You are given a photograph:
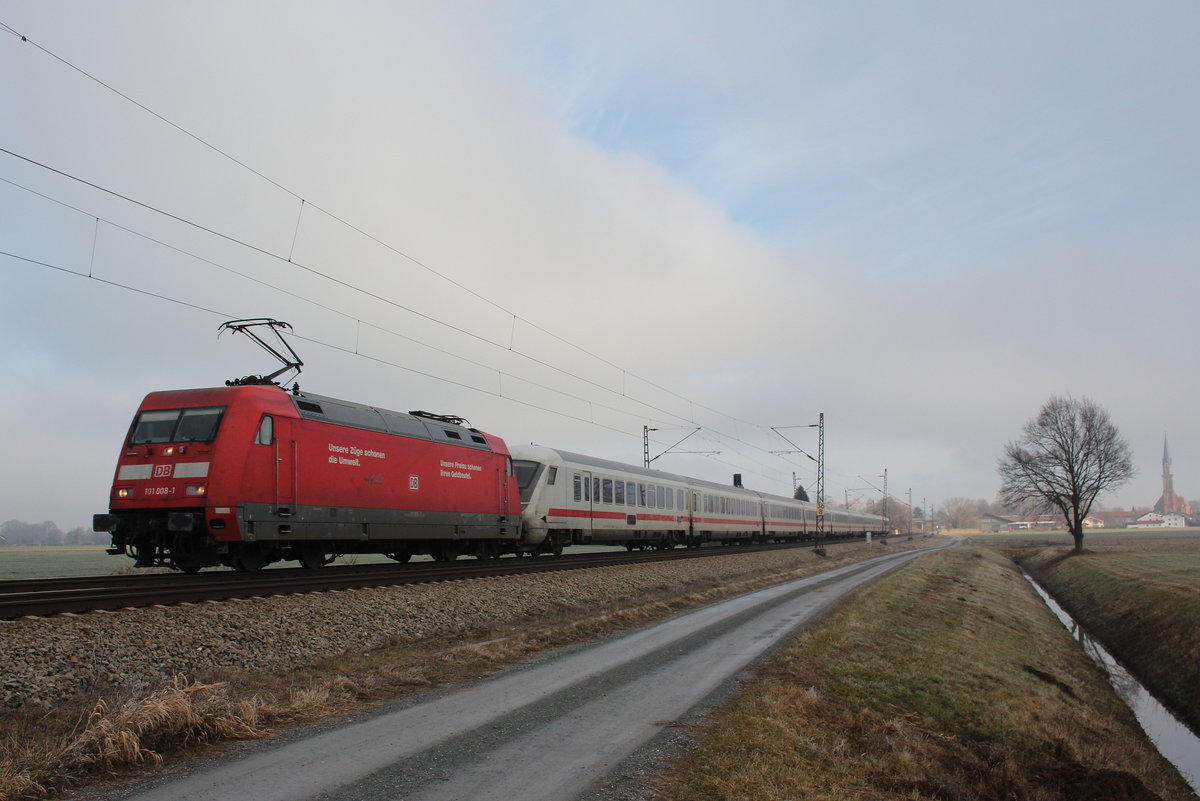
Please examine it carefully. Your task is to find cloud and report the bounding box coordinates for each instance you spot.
[1,1,1197,530]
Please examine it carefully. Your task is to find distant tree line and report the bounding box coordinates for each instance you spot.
[0,520,107,546]
[936,497,1006,530]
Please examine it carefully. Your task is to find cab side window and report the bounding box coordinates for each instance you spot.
[255,415,274,445]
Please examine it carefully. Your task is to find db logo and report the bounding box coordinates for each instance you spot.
[409,475,420,491]
[154,464,174,478]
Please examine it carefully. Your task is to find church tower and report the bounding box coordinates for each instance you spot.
[1154,435,1192,515]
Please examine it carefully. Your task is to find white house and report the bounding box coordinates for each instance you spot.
[1129,512,1187,529]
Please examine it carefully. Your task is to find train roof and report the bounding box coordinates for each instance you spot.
[508,444,883,519]
[289,390,499,451]
[144,385,499,452]
[510,445,694,484]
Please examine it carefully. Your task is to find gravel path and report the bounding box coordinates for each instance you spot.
[1,547,872,709]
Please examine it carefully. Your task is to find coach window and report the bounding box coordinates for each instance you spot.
[547,467,557,485]
[677,489,685,510]
[665,489,673,510]
[573,473,582,502]
[592,477,600,503]
[584,477,591,502]
[638,484,647,507]
[255,415,274,445]
[602,478,613,504]
[627,482,637,506]
[614,480,625,505]
[657,486,666,508]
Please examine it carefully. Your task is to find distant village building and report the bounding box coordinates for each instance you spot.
[1154,435,1192,516]
[979,513,1011,533]
[1090,510,1144,529]
[1130,512,1188,529]
[978,513,1102,532]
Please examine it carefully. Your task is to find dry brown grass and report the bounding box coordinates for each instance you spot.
[0,540,931,800]
[1,677,265,800]
[655,547,1195,801]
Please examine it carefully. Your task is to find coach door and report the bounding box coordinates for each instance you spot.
[273,417,297,513]
[689,491,700,540]
[574,470,594,537]
[499,457,512,518]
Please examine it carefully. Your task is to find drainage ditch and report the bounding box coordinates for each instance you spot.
[1021,569,1199,794]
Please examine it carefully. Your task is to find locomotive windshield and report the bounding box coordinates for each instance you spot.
[130,407,225,445]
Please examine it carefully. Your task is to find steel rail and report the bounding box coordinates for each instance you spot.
[0,540,874,620]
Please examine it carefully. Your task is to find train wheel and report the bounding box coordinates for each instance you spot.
[475,541,499,560]
[386,551,412,563]
[231,544,268,573]
[296,543,329,570]
[433,543,463,562]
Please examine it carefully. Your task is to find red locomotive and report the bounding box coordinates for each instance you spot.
[93,320,526,571]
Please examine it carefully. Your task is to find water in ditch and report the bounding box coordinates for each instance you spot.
[1022,570,1199,794]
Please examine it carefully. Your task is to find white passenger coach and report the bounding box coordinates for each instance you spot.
[509,445,885,552]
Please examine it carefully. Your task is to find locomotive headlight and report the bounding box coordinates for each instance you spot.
[162,446,176,456]
[186,485,207,496]
[116,487,134,499]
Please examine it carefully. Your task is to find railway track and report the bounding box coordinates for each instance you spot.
[0,541,855,620]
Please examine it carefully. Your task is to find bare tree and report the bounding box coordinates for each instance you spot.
[998,395,1134,553]
[938,497,981,530]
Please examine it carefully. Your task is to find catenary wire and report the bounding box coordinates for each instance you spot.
[0,24,859,493]
[0,244,804,489]
[0,247,649,445]
[0,172,695,434]
[0,151,805,477]
[0,21,774,433]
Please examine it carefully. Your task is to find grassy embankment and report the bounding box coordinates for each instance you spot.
[656,545,1195,801]
[0,539,927,801]
[1017,534,1200,736]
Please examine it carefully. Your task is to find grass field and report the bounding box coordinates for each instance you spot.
[968,527,1200,550]
[1015,532,1200,737]
[0,547,117,580]
[655,544,1196,801]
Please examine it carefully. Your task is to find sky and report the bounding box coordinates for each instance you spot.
[1,1,1197,530]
